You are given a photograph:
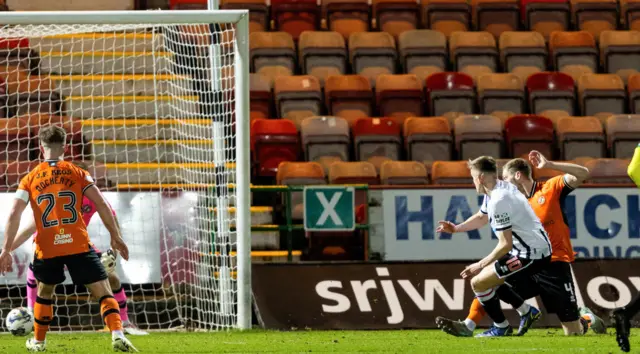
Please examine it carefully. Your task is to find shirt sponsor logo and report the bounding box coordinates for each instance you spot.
[53,229,73,245]
[538,196,546,205]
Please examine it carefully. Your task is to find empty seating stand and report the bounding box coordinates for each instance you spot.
[380,160,429,184]
[249,32,296,84]
[274,75,322,124]
[373,0,421,39]
[549,31,598,81]
[323,0,371,40]
[349,32,398,86]
[220,0,270,33]
[628,73,640,113]
[522,0,571,39]
[404,117,453,161]
[298,31,347,85]
[526,72,576,115]
[375,74,424,117]
[449,31,498,81]
[584,158,632,183]
[352,118,402,170]
[606,115,640,158]
[276,161,326,219]
[325,75,373,119]
[250,118,301,177]
[556,116,605,159]
[301,116,351,165]
[477,73,525,115]
[499,31,547,81]
[454,114,503,159]
[571,0,618,40]
[271,0,321,41]
[422,0,472,37]
[599,30,640,82]
[505,114,555,158]
[250,74,272,119]
[398,30,447,82]
[425,72,476,116]
[473,0,521,38]
[431,160,474,184]
[577,73,626,116]
[623,0,640,31]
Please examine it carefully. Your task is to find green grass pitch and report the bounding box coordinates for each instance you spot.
[0,329,634,353]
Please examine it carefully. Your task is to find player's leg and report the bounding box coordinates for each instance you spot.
[470,264,513,337]
[26,265,38,313]
[436,299,485,337]
[27,256,65,352]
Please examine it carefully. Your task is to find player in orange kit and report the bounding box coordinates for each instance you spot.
[0,125,137,352]
[437,151,605,337]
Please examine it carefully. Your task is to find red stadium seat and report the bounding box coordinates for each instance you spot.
[250,119,300,177]
[425,72,475,116]
[352,118,402,162]
[271,0,321,41]
[504,114,555,158]
[526,72,576,115]
[521,0,570,39]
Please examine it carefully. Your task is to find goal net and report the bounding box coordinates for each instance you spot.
[0,10,252,332]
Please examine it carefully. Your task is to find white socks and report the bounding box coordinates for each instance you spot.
[112,330,125,340]
[494,320,509,328]
[464,318,476,331]
[516,303,531,316]
[122,320,131,327]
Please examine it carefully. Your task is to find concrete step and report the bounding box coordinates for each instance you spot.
[104,162,235,184]
[92,140,219,163]
[40,51,171,75]
[50,74,190,96]
[81,119,213,140]
[66,95,200,119]
[30,32,164,53]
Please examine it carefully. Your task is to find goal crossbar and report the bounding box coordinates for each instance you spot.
[0,10,248,25]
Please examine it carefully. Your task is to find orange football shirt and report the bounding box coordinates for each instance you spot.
[16,160,95,259]
[527,175,574,263]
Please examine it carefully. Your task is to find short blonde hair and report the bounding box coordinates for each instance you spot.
[503,158,533,179]
[467,156,497,175]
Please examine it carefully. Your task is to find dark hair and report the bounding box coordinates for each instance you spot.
[39,125,67,146]
[467,156,497,174]
[503,158,533,179]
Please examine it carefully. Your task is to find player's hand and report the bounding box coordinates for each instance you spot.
[110,236,129,261]
[436,221,458,234]
[529,150,549,169]
[0,249,13,275]
[460,262,482,279]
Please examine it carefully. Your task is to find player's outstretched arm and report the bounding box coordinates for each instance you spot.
[0,198,28,274]
[84,185,129,261]
[628,144,640,188]
[529,150,589,188]
[10,217,37,252]
[438,210,489,234]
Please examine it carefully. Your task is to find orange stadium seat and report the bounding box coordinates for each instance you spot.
[298,31,347,85]
[422,0,472,37]
[599,30,640,82]
[425,72,475,116]
[571,0,618,40]
[606,115,640,158]
[499,31,547,81]
[584,158,632,183]
[0,117,32,161]
[449,31,498,81]
[622,0,640,31]
[431,160,473,184]
[220,0,270,32]
[540,109,571,127]
[249,32,296,84]
[271,0,321,41]
[521,0,571,39]
[454,114,503,159]
[526,72,576,115]
[324,75,373,119]
[352,118,402,163]
[373,0,420,39]
[250,74,273,119]
[322,0,371,40]
[375,74,424,117]
[276,161,326,219]
[274,75,322,122]
[301,116,351,162]
[380,160,429,184]
[250,119,300,177]
[504,114,555,158]
[628,73,640,113]
[577,73,626,116]
[477,73,525,115]
[473,0,521,39]
[329,161,379,184]
[549,31,598,81]
[398,30,447,83]
[556,116,605,160]
[349,32,398,86]
[404,117,453,161]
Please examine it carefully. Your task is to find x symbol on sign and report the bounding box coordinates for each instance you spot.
[316,192,343,226]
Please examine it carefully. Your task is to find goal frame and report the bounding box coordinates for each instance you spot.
[0,10,252,330]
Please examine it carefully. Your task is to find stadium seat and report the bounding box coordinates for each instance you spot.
[521,0,571,39]
[0,68,60,117]
[298,31,347,85]
[477,73,525,115]
[622,0,640,31]
[0,38,38,71]
[375,74,424,117]
[274,75,322,122]
[170,0,206,8]
[322,0,371,40]
[499,31,547,81]
[425,72,475,116]
[599,30,640,82]
[526,72,576,115]
[398,30,447,83]
[373,0,420,39]
[301,116,350,162]
[249,32,296,83]
[404,116,453,161]
[324,75,373,119]
[606,115,640,158]
[549,31,598,81]
[250,74,273,119]
[0,117,31,162]
[329,161,379,184]
[422,0,472,37]
[220,0,270,32]
[454,114,503,159]
[577,73,626,116]
[533,161,566,180]
[473,0,521,38]
[271,0,321,41]
[349,32,398,86]
[449,31,498,81]
[628,73,640,113]
[556,116,605,160]
[504,114,555,158]
[380,160,429,184]
[431,160,473,184]
[2,160,40,191]
[539,109,571,127]
[571,0,618,40]
[583,158,632,183]
[352,118,402,162]
[251,119,300,177]
[276,161,326,219]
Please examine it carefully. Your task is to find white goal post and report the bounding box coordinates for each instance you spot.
[0,10,252,331]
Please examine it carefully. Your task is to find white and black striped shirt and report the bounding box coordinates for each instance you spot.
[480,180,552,260]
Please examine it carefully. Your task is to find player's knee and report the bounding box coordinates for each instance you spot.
[108,272,121,290]
[36,282,55,298]
[470,276,483,292]
[86,279,112,299]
